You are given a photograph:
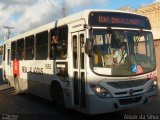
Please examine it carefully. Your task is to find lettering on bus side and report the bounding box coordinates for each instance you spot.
[22,66,43,74]
[45,64,51,69]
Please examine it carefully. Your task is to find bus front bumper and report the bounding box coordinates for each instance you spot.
[87,89,158,115]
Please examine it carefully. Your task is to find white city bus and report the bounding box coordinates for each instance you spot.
[2,9,158,114]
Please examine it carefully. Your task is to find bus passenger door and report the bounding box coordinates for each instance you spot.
[72,31,86,110]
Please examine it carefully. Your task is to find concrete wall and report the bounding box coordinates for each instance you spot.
[154,40,160,80]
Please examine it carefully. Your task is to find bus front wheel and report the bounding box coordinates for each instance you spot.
[51,82,65,107]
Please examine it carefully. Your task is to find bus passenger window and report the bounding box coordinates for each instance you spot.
[11,41,16,60]
[50,34,59,60]
[17,38,24,60]
[50,25,68,60]
[3,44,6,61]
[36,31,48,60]
[25,35,34,60]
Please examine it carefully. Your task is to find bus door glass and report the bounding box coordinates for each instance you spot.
[72,31,86,109]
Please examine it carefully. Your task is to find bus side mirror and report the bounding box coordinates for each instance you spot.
[85,38,92,57]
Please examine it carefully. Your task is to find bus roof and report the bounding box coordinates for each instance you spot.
[4,9,148,43]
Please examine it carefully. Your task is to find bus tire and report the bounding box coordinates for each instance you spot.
[51,82,65,107]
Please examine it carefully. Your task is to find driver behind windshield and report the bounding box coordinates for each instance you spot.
[113,42,127,64]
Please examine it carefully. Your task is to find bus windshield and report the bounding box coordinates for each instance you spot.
[90,29,156,76]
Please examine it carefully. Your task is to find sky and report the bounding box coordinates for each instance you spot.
[0,0,160,45]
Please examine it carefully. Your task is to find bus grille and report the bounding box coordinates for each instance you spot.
[115,89,143,95]
[118,96,142,105]
[107,79,147,89]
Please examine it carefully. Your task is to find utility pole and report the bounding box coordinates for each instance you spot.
[62,7,66,17]
[3,25,14,39]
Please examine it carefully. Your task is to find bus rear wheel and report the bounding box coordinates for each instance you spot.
[14,75,20,93]
[51,82,65,107]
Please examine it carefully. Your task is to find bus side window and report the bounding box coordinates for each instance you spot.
[11,41,16,61]
[36,31,48,60]
[3,44,6,61]
[17,38,24,60]
[50,25,68,60]
[25,35,34,60]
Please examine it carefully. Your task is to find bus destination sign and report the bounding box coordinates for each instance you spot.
[89,12,151,29]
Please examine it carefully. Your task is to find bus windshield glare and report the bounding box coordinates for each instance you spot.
[90,29,156,76]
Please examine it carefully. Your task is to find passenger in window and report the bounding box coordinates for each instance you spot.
[60,42,67,59]
[51,35,59,60]
[52,35,59,44]
[113,42,127,64]
[51,34,67,59]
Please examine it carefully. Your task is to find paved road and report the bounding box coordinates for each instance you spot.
[0,69,159,120]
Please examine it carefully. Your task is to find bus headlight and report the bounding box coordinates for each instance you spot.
[147,80,158,92]
[89,83,113,98]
